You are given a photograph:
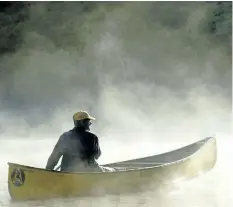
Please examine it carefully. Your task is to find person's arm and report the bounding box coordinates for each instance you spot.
[93,135,101,160]
[45,134,66,170]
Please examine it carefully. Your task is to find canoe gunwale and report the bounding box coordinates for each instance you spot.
[7,137,216,175]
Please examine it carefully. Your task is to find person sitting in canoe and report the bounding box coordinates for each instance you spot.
[45,111,114,172]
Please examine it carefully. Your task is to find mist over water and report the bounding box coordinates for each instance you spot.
[0,2,232,206]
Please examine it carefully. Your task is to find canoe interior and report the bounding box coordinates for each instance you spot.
[104,137,213,170]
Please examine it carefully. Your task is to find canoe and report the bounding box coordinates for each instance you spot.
[8,137,217,201]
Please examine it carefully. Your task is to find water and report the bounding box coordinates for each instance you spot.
[0,136,232,207]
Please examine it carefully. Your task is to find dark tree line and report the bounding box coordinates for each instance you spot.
[0,1,231,56]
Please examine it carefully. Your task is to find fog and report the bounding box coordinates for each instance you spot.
[0,2,232,206]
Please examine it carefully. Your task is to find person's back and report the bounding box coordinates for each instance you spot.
[45,111,102,172]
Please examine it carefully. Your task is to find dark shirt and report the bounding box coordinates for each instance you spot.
[45,127,101,171]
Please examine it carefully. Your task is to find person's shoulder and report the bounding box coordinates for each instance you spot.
[59,130,73,140]
[85,130,98,139]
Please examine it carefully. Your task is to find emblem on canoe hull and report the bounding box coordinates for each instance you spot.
[11,168,25,187]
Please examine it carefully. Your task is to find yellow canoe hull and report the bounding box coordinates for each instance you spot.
[8,137,217,201]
